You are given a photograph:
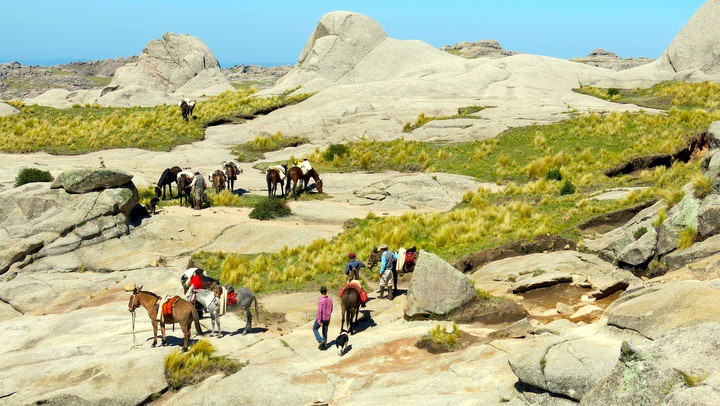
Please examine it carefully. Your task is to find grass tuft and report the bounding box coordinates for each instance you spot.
[15,167,53,187]
[249,198,292,220]
[164,340,244,390]
[678,226,698,250]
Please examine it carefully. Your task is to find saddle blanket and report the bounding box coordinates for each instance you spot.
[340,283,369,304]
[158,296,178,321]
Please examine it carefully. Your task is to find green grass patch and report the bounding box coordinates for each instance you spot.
[0,89,312,154]
[402,106,492,132]
[232,131,309,162]
[575,81,720,110]
[417,323,462,352]
[249,197,292,220]
[164,340,245,390]
[15,167,53,187]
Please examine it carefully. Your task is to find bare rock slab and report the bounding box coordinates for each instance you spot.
[405,250,476,318]
[50,168,133,193]
[510,272,573,293]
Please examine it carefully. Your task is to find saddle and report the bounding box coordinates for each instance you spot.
[340,283,369,305]
[162,296,178,317]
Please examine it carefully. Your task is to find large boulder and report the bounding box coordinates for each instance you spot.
[617,226,657,266]
[605,279,720,339]
[50,168,133,194]
[660,0,720,75]
[583,323,720,405]
[698,193,720,238]
[656,193,700,255]
[664,234,720,271]
[405,250,476,318]
[0,102,20,117]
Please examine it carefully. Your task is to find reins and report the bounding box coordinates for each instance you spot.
[129,293,140,349]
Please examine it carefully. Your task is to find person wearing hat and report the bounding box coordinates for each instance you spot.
[378,244,398,299]
[344,252,366,284]
[190,170,206,210]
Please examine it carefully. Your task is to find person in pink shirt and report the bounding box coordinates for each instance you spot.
[313,286,333,350]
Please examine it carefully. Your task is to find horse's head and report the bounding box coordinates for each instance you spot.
[154,185,161,198]
[316,179,323,194]
[128,285,143,313]
[368,247,380,269]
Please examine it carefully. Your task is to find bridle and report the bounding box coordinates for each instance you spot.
[128,292,141,313]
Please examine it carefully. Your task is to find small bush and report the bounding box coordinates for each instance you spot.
[607,88,620,97]
[164,340,244,390]
[323,144,349,161]
[678,226,698,250]
[559,180,576,195]
[691,174,712,199]
[15,167,53,187]
[475,288,492,301]
[417,323,461,352]
[545,168,562,181]
[633,227,648,240]
[249,197,292,220]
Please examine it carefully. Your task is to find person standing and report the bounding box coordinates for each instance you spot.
[190,171,206,210]
[378,244,397,299]
[345,252,366,283]
[313,286,333,350]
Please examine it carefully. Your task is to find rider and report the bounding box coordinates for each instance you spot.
[345,252,366,284]
[190,171,206,210]
[185,268,205,302]
[378,244,397,300]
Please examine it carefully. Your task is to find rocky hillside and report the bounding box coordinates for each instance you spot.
[222,64,291,88]
[440,40,519,58]
[571,48,654,71]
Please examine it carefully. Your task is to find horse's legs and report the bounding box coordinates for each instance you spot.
[181,323,190,351]
[243,306,251,335]
[152,319,159,347]
[216,311,222,338]
[161,322,167,346]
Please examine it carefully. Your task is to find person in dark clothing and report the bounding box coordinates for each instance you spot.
[344,252,366,283]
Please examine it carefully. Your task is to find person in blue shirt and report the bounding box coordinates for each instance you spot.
[378,244,398,299]
[345,252,366,283]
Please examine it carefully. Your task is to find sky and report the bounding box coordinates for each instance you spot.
[0,0,707,67]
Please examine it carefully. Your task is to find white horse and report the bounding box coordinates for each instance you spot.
[188,286,224,338]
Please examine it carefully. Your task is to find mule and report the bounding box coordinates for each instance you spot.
[127,286,202,351]
[177,174,192,207]
[156,166,182,199]
[340,287,361,335]
[210,170,226,193]
[224,162,241,193]
[231,286,260,335]
[190,285,224,337]
[179,99,195,121]
[266,167,286,197]
[287,166,323,200]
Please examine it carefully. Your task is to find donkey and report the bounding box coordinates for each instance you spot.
[230,286,260,335]
[209,169,226,193]
[224,162,242,193]
[190,285,224,338]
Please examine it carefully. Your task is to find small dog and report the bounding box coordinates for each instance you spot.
[146,197,159,215]
[335,329,349,356]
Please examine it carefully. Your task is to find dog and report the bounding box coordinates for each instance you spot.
[335,329,349,356]
[146,197,160,215]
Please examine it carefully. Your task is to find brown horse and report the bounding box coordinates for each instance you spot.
[286,166,324,200]
[209,170,226,193]
[341,287,361,335]
[177,174,192,207]
[224,162,241,192]
[266,167,286,197]
[127,286,202,351]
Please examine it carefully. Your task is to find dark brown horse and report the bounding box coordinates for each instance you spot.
[286,166,324,200]
[127,286,202,351]
[266,167,286,197]
[224,162,241,192]
[155,166,182,199]
[209,170,226,193]
[341,287,361,335]
[177,174,192,207]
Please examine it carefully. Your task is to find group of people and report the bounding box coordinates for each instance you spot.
[177,170,207,210]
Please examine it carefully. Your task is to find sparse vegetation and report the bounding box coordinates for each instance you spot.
[164,340,244,390]
[232,131,309,162]
[633,227,648,240]
[417,323,461,352]
[249,197,292,220]
[691,173,712,199]
[402,106,491,132]
[15,167,53,187]
[678,226,698,250]
[576,81,720,110]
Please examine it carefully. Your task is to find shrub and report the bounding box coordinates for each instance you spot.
[418,323,461,351]
[475,288,492,301]
[607,88,620,97]
[545,167,562,181]
[678,226,698,250]
[322,144,349,161]
[164,340,244,389]
[15,167,53,187]
[249,197,292,220]
[633,227,648,240]
[559,180,576,195]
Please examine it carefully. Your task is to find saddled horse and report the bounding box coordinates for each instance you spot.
[224,162,242,192]
[287,166,323,200]
[229,285,260,335]
[209,170,226,193]
[266,167,286,198]
[190,285,224,338]
[128,286,202,351]
[155,166,182,199]
[340,287,361,335]
[177,174,192,207]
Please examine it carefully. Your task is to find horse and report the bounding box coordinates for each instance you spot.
[209,170,226,193]
[230,286,260,335]
[287,166,323,200]
[177,174,192,207]
[156,166,182,199]
[190,285,224,337]
[224,162,242,192]
[340,287,361,335]
[266,167,286,198]
[179,99,196,121]
[127,286,202,351]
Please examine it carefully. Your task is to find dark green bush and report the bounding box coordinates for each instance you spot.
[545,168,562,181]
[559,180,576,195]
[323,144,349,161]
[607,88,620,97]
[249,197,292,220]
[633,227,648,240]
[15,168,53,187]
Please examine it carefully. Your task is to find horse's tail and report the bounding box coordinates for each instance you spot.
[191,305,203,335]
[254,295,260,321]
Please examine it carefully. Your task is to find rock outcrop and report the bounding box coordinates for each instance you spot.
[660,0,720,75]
[50,168,134,194]
[440,40,518,59]
[0,169,138,275]
[405,250,476,318]
[570,49,653,71]
[0,102,19,117]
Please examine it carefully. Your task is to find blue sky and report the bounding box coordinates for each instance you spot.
[0,0,706,67]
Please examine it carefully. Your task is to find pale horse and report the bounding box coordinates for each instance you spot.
[188,285,224,338]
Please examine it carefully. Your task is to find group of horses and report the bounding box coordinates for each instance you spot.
[128,274,259,351]
[266,165,323,199]
[155,163,242,207]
